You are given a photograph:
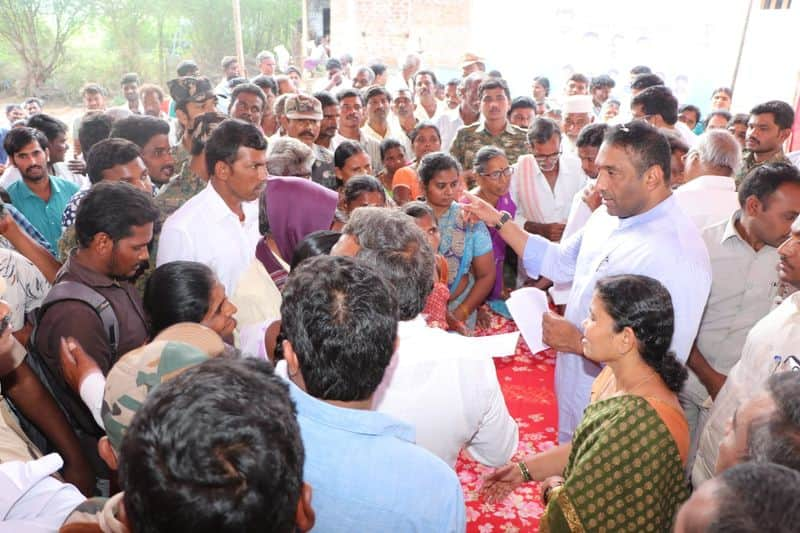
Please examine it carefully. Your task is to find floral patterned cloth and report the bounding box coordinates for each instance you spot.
[456,311,558,532]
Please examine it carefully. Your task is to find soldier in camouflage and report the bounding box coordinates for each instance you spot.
[284,93,337,190]
[167,76,218,172]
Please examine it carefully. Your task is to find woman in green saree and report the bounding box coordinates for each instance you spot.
[482,274,690,532]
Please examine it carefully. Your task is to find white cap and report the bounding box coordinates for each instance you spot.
[563,94,594,115]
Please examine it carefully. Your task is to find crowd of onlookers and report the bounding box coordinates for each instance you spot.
[0,46,799,532]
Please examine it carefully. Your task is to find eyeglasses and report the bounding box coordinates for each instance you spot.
[534,152,561,165]
[0,314,11,332]
[479,166,513,180]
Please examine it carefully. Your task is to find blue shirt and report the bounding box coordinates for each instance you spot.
[523,194,711,442]
[288,381,466,532]
[0,128,8,164]
[7,176,79,252]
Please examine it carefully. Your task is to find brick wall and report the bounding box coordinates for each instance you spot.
[329,0,472,70]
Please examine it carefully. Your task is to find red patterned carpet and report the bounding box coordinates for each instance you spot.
[456,314,558,533]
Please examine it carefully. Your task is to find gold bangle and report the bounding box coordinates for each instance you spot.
[518,461,533,483]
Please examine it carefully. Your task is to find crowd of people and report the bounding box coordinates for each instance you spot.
[0,45,799,532]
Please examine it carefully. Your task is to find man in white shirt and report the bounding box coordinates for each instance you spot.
[361,85,412,159]
[331,207,518,468]
[560,95,594,154]
[436,72,485,152]
[412,70,446,123]
[157,119,266,294]
[631,85,697,147]
[464,120,711,442]
[683,162,800,456]
[693,214,800,485]
[674,129,742,230]
[214,56,241,114]
[330,88,382,172]
[511,117,587,244]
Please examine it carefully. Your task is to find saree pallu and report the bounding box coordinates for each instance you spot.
[540,395,688,533]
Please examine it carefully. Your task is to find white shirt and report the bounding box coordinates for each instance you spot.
[682,212,781,409]
[549,180,595,305]
[436,109,470,153]
[0,249,50,332]
[413,99,446,123]
[157,184,260,294]
[522,194,712,442]
[361,122,413,161]
[675,121,698,147]
[0,454,85,533]
[331,131,383,173]
[674,175,739,230]
[693,291,800,486]
[373,315,519,468]
[510,153,587,225]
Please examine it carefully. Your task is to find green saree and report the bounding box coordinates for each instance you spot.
[540,395,688,532]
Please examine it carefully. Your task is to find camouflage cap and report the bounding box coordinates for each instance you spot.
[167,76,216,107]
[284,94,323,120]
[101,323,225,451]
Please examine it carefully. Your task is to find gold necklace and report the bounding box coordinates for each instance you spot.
[621,370,658,395]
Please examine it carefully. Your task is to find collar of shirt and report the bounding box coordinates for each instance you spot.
[288,379,415,442]
[62,252,120,289]
[680,175,736,192]
[14,176,62,202]
[720,209,748,245]
[476,120,518,136]
[617,193,678,230]
[202,183,256,224]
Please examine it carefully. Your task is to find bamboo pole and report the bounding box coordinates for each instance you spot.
[233,0,247,78]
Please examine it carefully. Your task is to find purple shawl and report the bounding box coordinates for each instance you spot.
[488,192,517,299]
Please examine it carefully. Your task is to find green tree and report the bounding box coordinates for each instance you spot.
[0,0,96,93]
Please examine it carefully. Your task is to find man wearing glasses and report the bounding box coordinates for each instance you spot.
[510,117,587,244]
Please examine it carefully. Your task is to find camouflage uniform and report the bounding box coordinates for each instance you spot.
[449,120,530,171]
[166,76,216,172]
[735,149,790,186]
[155,161,207,225]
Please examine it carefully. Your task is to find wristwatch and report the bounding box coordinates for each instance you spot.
[494,211,511,230]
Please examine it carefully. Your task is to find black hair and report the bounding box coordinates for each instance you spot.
[81,83,105,96]
[325,58,342,71]
[379,138,403,160]
[343,175,385,207]
[369,63,387,77]
[205,119,267,177]
[631,85,678,125]
[738,162,800,209]
[120,357,303,533]
[312,91,337,109]
[630,73,664,91]
[333,140,365,169]
[446,77,460,87]
[630,65,652,76]
[705,110,732,128]
[730,113,749,127]
[679,104,701,126]
[228,83,267,112]
[78,112,114,156]
[418,151,461,187]
[414,69,439,87]
[401,200,434,220]
[604,121,672,183]
[5,103,22,115]
[144,261,217,335]
[568,73,589,85]
[25,113,67,142]
[139,84,164,101]
[335,87,364,105]
[533,76,550,96]
[251,75,278,96]
[3,127,48,158]
[595,274,686,392]
[478,78,511,100]
[487,70,503,79]
[750,100,795,130]
[75,181,159,247]
[575,122,609,149]
[590,75,616,90]
[344,207,434,320]
[0,187,10,204]
[85,138,141,185]
[176,60,198,77]
[747,372,800,472]
[290,230,341,270]
[23,96,44,108]
[528,117,561,145]
[110,115,171,149]
[508,96,536,118]
[363,85,392,105]
[220,55,238,69]
[711,86,733,99]
[120,72,139,86]
[409,121,441,145]
[281,255,398,401]
[708,462,800,533]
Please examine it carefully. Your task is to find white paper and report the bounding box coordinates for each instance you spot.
[470,331,520,358]
[506,287,550,354]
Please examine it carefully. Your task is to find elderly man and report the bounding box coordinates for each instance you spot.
[436,72,485,152]
[267,137,314,178]
[461,52,486,77]
[674,129,742,229]
[351,66,375,90]
[255,50,276,76]
[464,121,711,443]
[283,94,336,190]
[214,56,241,112]
[332,208,518,468]
[561,94,594,153]
[681,163,800,462]
[227,83,267,129]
